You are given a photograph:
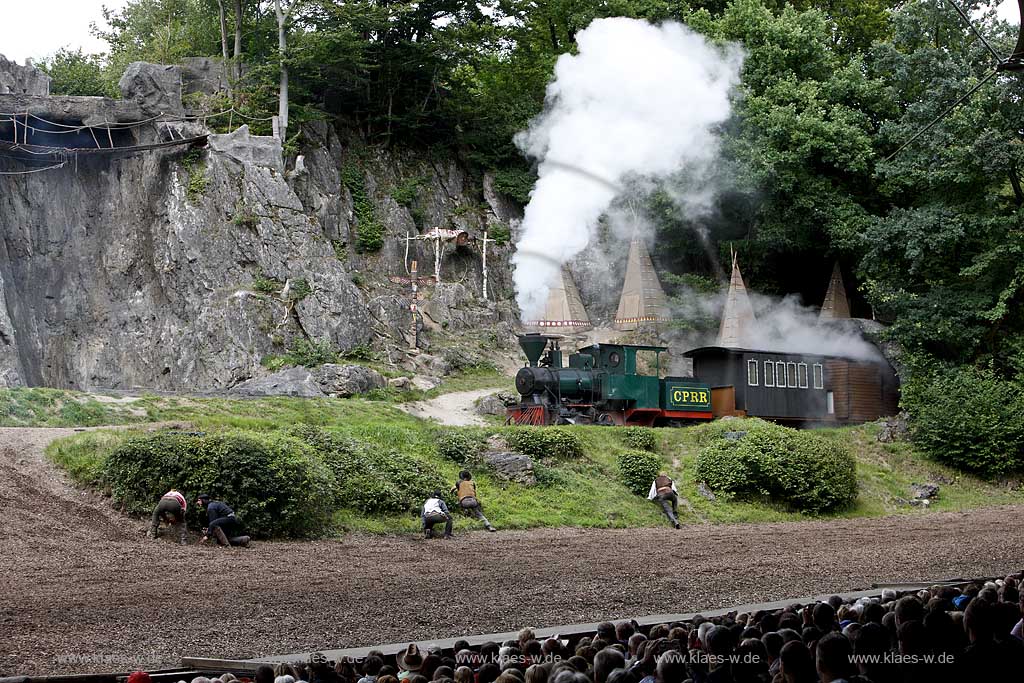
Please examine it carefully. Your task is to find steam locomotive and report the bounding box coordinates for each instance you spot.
[508,333,714,426]
[508,333,900,427]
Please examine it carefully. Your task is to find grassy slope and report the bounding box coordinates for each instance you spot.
[24,386,1024,535]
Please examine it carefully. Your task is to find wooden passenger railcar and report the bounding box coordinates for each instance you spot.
[684,346,899,424]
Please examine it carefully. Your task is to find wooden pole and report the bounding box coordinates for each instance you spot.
[481,230,491,301]
[410,259,419,351]
[404,232,411,274]
[434,234,442,284]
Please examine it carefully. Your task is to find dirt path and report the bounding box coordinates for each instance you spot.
[2,427,1024,676]
[398,388,498,426]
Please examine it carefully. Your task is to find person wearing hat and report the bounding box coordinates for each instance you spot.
[396,644,424,680]
[148,489,189,544]
[450,470,496,532]
[196,494,250,547]
[421,491,453,539]
[646,473,680,529]
[127,672,152,683]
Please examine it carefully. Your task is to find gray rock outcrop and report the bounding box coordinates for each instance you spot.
[475,391,516,416]
[0,55,50,96]
[482,450,536,486]
[230,367,325,398]
[314,364,386,397]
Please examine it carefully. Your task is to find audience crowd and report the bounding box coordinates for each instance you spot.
[137,575,1024,683]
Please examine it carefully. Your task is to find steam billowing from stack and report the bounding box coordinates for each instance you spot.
[512,18,743,322]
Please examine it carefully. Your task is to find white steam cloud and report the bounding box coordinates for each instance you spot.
[512,18,743,320]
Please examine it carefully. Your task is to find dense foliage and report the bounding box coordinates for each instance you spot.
[503,427,584,459]
[616,450,664,495]
[104,430,336,537]
[621,426,658,451]
[901,366,1024,477]
[695,419,858,512]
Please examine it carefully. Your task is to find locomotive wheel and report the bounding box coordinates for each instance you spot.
[596,413,614,426]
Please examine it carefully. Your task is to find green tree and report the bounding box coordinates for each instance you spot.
[37,48,115,97]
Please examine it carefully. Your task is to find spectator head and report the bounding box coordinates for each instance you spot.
[1000,583,1020,604]
[897,620,927,656]
[455,651,478,668]
[706,626,735,659]
[378,667,396,679]
[593,648,625,683]
[979,587,999,604]
[894,596,924,627]
[256,667,276,683]
[880,589,897,603]
[524,640,542,658]
[777,629,802,645]
[778,613,802,632]
[523,665,547,683]
[827,595,844,611]
[605,669,634,683]
[454,669,473,683]
[596,622,616,643]
[993,601,1021,641]
[478,664,500,683]
[420,655,442,680]
[779,640,816,683]
[433,667,454,682]
[860,601,884,625]
[648,624,669,640]
[518,628,535,648]
[812,602,837,633]
[762,632,784,662]
[881,611,898,643]
[128,674,152,683]
[363,657,384,677]
[567,656,588,673]
[626,633,646,657]
[377,677,399,683]
[735,638,769,682]
[965,597,996,643]
[816,633,854,683]
[654,650,686,683]
[407,677,428,683]
[697,622,714,647]
[615,621,635,643]
[800,626,822,646]
[841,622,861,640]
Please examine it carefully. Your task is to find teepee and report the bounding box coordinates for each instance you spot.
[819,262,851,321]
[614,236,670,330]
[717,252,757,348]
[528,267,592,334]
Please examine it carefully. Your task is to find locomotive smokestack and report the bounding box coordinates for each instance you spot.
[518,334,548,367]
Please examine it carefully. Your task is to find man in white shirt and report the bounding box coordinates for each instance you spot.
[647,473,680,529]
[421,491,453,538]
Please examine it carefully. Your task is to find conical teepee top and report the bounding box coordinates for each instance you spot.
[717,251,757,348]
[526,267,592,333]
[819,261,851,321]
[614,235,670,330]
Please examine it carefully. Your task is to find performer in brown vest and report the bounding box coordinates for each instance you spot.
[451,470,496,532]
[647,473,680,528]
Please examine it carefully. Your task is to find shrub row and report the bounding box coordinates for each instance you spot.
[616,450,663,496]
[902,366,1024,478]
[503,427,584,459]
[694,419,857,513]
[102,426,447,538]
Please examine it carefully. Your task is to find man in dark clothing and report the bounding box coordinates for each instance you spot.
[422,491,453,539]
[148,489,188,545]
[196,494,250,547]
[451,470,496,532]
[647,473,681,528]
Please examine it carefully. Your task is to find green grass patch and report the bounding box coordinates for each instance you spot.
[0,388,146,427]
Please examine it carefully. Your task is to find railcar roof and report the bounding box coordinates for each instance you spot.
[683,345,864,361]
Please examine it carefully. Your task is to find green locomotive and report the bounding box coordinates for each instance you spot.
[509,333,713,426]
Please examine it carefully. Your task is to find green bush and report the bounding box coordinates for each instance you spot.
[617,450,663,495]
[902,366,1024,477]
[695,420,857,513]
[622,426,657,451]
[290,425,446,515]
[504,427,583,459]
[436,429,484,465]
[103,430,336,538]
[253,274,283,294]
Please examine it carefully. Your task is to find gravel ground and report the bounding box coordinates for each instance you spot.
[2,427,1023,676]
[397,388,495,426]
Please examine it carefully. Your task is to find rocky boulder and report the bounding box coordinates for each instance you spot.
[475,391,517,416]
[230,367,325,398]
[119,62,186,117]
[911,483,940,500]
[314,364,386,397]
[482,449,536,486]
[877,413,910,443]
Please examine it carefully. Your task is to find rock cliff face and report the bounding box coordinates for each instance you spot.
[0,62,523,391]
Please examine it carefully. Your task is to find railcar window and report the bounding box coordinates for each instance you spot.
[826,390,835,414]
[813,363,824,389]
[775,361,786,389]
[763,361,775,387]
[608,351,621,367]
[747,359,758,386]
[786,362,797,388]
[798,363,808,388]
